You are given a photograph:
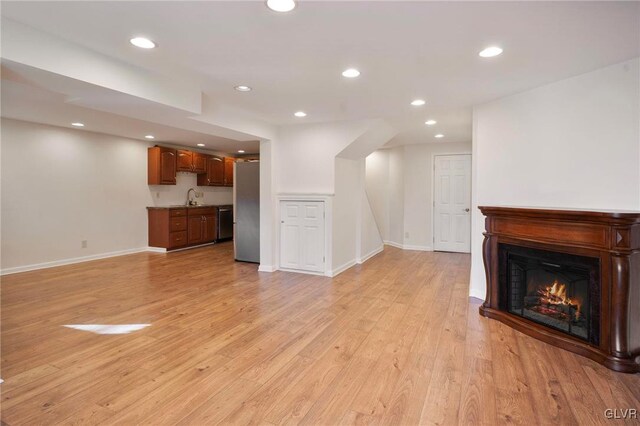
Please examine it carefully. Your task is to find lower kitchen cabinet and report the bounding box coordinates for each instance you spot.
[148,206,218,250]
[187,215,204,244]
[187,207,217,244]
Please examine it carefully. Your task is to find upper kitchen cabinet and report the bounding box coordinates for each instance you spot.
[197,155,225,186]
[148,146,177,185]
[177,150,207,173]
[192,152,207,174]
[224,157,235,187]
[176,150,193,172]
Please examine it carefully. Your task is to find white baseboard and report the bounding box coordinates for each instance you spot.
[469,287,486,301]
[258,264,277,272]
[330,259,357,277]
[383,241,433,252]
[278,267,326,276]
[356,245,384,264]
[383,240,404,249]
[146,247,167,253]
[403,244,433,251]
[166,242,214,253]
[0,247,153,276]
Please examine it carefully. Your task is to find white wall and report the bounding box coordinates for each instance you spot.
[366,142,472,250]
[259,139,276,271]
[387,147,405,246]
[364,151,389,240]
[1,118,232,272]
[358,159,384,263]
[332,158,360,273]
[332,157,384,275]
[470,58,640,299]
[274,120,371,195]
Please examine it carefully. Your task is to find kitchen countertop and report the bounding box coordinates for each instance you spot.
[146,204,232,210]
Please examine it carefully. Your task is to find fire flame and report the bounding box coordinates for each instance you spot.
[537,280,582,320]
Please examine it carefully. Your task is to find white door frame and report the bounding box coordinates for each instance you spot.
[431,153,472,253]
[276,193,333,277]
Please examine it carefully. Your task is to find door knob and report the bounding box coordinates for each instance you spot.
[465,208,470,212]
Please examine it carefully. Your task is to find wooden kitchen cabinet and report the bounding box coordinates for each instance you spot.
[187,207,218,244]
[148,208,188,248]
[197,155,224,186]
[147,206,218,250]
[224,157,235,187]
[177,150,207,173]
[187,215,204,244]
[177,150,193,172]
[192,152,207,173]
[197,156,235,187]
[148,146,177,185]
[203,214,217,242]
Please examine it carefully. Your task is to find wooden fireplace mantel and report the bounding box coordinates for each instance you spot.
[478,206,640,373]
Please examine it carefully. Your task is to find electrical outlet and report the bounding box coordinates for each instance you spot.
[81,240,88,248]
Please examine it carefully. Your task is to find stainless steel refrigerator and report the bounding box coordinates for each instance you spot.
[233,161,260,263]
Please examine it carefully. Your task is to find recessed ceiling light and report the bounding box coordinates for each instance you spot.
[411,99,426,106]
[130,37,156,49]
[294,111,307,117]
[238,150,246,153]
[435,134,445,138]
[425,120,437,126]
[145,135,155,139]
[71,122,84,127]
[197,143,205,147]
[342,68,360,78]
[266,0,296,12]
[479,46,503,58]
[235,85,252,92]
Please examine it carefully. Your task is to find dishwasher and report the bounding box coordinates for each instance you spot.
[217,205,234,241]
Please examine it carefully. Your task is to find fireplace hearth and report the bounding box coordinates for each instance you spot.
[479,206,640,373]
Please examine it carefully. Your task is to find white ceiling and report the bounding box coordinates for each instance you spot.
[2,1,639,147]
[1,62,260,153]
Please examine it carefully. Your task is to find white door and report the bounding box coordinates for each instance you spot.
[280,201,325,273]
[433,155,471,253]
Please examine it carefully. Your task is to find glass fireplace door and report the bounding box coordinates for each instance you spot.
[501,244,599,345]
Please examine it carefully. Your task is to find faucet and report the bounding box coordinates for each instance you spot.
[187,188,197,206]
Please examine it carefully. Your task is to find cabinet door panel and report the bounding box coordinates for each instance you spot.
[209,156,224,185]
[203,214,217,242]
[224,157,235,186]
[177,150,193,172]
[192,153,207,174]
[160,150,177,184]
[188,216,204,244]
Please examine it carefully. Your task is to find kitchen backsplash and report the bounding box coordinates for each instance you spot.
[149,171,233,206]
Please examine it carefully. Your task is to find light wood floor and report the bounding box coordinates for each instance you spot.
[1,244,638,425]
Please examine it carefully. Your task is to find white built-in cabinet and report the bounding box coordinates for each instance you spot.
[279,200,325,273]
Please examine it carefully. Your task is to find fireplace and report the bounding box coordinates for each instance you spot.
[479,206,640,373]
[500,244,599,344]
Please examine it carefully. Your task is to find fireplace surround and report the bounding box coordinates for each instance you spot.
[479,206,640,373]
